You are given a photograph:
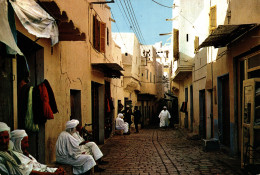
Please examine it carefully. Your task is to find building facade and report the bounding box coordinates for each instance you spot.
[171,0,260,161]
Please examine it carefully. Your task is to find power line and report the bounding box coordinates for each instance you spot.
[121,0,143,44]
[151,0,172,8]
[116,0,131,30]
[111,11,129,52]
[126,0,147,45]
[116,0,146,51]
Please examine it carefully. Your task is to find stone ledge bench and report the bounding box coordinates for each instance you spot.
[49,162,94,175]
[115,129,124,135]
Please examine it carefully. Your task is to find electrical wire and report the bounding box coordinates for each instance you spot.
[111,11,128,52]
[115,0,146,51]
[151,0,172,9]
[121,0,143,44]
[126,0,147,45]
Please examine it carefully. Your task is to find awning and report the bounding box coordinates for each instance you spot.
[10,0,59,46]
[38,1,86,41]
[92,63,124,78]
[199,24,258,49]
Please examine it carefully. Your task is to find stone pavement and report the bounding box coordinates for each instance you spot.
[97,128,244,175]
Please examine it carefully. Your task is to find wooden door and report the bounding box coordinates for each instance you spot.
[199,90,206,139]
[0,43,13,129]
[222,76,230,146]
[91,82,99,143]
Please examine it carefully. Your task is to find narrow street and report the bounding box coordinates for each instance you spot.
[98,128,243,175]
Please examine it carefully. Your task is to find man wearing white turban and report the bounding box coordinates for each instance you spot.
[116,113,129,134]
[72,120,108,172]
[11,129,65,175]
[158,106,171,128]
[55,119,96,175]
[0,122,30,175]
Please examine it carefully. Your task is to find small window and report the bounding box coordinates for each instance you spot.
[209,5,217,33]
[186,34,189,42]
[194,36,199,53]
[173,28,179,60]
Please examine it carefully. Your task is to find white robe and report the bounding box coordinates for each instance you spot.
[72,132,103,161]
[0,150,31,175]
[13,152,57,173]
[116,117,129,133]
[55,131,96,175]
[158,110,171,127]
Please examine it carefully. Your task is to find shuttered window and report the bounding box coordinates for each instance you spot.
[194,36,199,53]
[93,15,106,53]
[100,22,106,53]
[173,28,179,61]
[209,5,217,33]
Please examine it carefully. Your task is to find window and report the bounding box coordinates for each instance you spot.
[209,5,217,33]
[173,28,179,60]
[186,34,189,42]
[146,70,148,80]
[100,22,106,53]
[154,75,155,84]
[150,72,152,82]
[93,15,106,53]
[194,36,199,53]
[106,28,109,46]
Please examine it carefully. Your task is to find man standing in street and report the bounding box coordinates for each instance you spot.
[122,105,132,133]
[133,106,141,133]
[158,106,171,129]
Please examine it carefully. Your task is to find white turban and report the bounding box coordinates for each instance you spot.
[11,129,28,153]
[0,122,10,135]
[66,119,79,129]
[0,122,13,150]
[118,113,124,118]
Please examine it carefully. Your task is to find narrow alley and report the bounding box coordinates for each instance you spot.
[98,128,243,175]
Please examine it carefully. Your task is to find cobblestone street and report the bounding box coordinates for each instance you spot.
[98,128,243,175]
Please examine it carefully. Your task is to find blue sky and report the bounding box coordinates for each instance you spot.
[109,0,173,45]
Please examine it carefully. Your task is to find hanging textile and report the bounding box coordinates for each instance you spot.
[25,86,39,132]
[43,79,58,114]
[0,0,23,55]
[33,80,57,124]
[9,0,59,46]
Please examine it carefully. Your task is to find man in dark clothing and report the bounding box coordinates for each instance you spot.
[133,106,141,133]
[122,105,132,133]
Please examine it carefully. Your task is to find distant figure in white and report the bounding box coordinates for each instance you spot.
[158,106,171,128]
[116,113,129,133]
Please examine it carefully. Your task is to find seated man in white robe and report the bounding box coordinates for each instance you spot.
[0,122,31,175]
[71,120,108,171]
[116,113,129,134]
[10,129,65,175]
[55,120,96,175]
[158,106,171,128]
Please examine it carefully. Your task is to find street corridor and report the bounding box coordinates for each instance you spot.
[98,128,244,175]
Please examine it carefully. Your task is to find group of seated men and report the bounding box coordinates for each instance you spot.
[0,120,108,175]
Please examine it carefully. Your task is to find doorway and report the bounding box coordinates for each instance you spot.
[185,87,188,128]
[218,74,230,147]
[190,85,194,131]
[91,81,104,144]
[17,32,45,163]
[70,90,82,125]
[199,89,206,139]
[0,43,13,129]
